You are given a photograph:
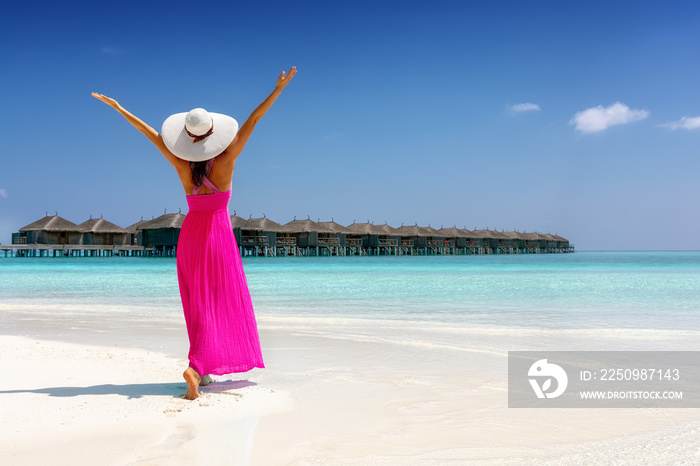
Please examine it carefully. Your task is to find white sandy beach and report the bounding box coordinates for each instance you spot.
[1,316,699,465]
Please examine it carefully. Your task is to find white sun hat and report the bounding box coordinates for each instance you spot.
[161,108,238,162]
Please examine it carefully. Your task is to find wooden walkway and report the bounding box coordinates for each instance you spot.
[1,244,150,257]
[3,243,575,258]
[239,243,575,257]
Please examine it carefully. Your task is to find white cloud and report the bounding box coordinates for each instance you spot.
[570,102,649,133]
[0,188,7,198]
[509,103,541,112]
[659,116,700,130]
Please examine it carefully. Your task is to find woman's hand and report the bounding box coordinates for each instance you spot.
[223,66,298,165]
[91,92,120,110]
[275,66,297,91]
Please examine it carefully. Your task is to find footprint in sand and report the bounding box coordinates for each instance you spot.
[163,397,188,416]
[162,382,262,415]
[206,391,243,398]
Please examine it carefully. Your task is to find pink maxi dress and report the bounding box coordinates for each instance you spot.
[177,158,265,376]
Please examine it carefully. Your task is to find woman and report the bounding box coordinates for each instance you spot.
[93,66,297,400]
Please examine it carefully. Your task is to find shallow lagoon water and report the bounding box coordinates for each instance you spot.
[1,251,699,331]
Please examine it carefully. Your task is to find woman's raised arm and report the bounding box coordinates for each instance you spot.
[91,93,185,169]
[221,66,297,164]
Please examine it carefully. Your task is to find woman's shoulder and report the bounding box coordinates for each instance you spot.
[211,152,235,176]
[213,149,236,168]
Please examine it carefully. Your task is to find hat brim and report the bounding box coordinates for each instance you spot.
[161,112,238,162]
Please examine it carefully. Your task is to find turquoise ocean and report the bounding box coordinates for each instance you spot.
[1,251,699,333]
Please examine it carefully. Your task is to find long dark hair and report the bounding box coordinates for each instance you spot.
[190,160,208,187]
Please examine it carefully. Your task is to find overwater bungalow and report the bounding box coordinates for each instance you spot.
[421,225,446,255]
[470,229,508,254]
[550,234,571,251]
[540,233,558,253]
[230,214,249,246]
[77,216,128,246]
[538,233,571,253]
[316,220,352,256]
[139,212,186,256]
[343,222,373,255]
[496,230,520,254]
[460,229,485,253]
[489,230,517,254]
[501,230,527,253]
[395,224,445,255]
[437,227,469,254]
[521,232,546,253]
[125,218,150,246]
[369,223,399,255]
[239,216,283,257]
[394,224,422,255]
[7,211,573,258]
[280,217,337,256]
[14,214,82,245]
[428,227,473,253]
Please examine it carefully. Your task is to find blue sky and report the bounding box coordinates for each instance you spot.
[1,1,699,250]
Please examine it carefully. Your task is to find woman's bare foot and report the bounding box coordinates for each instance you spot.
[183,367,201,400]
[200,374,212,386]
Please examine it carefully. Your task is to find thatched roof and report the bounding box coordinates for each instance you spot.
[371,223,399,236]
[16,209,569,246]
[125,219,150,232]
[317,220,352,234]
[539,233,568,243]
[282,218,335,233]
[500,230,527,240]
[394,224,441,237]
[437,227,467,238]
[230,214,249,229]
[396,225,438,238]
[77,217,127,234]
[139,213,186,230]
[19,215,81,232]
[344,222,374,235]
[394,225,422,237]
[521,232,546,241]
[245,217,284,232]
[342,222,398,235]
[471,229,509,239]
[421,225,441,237]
